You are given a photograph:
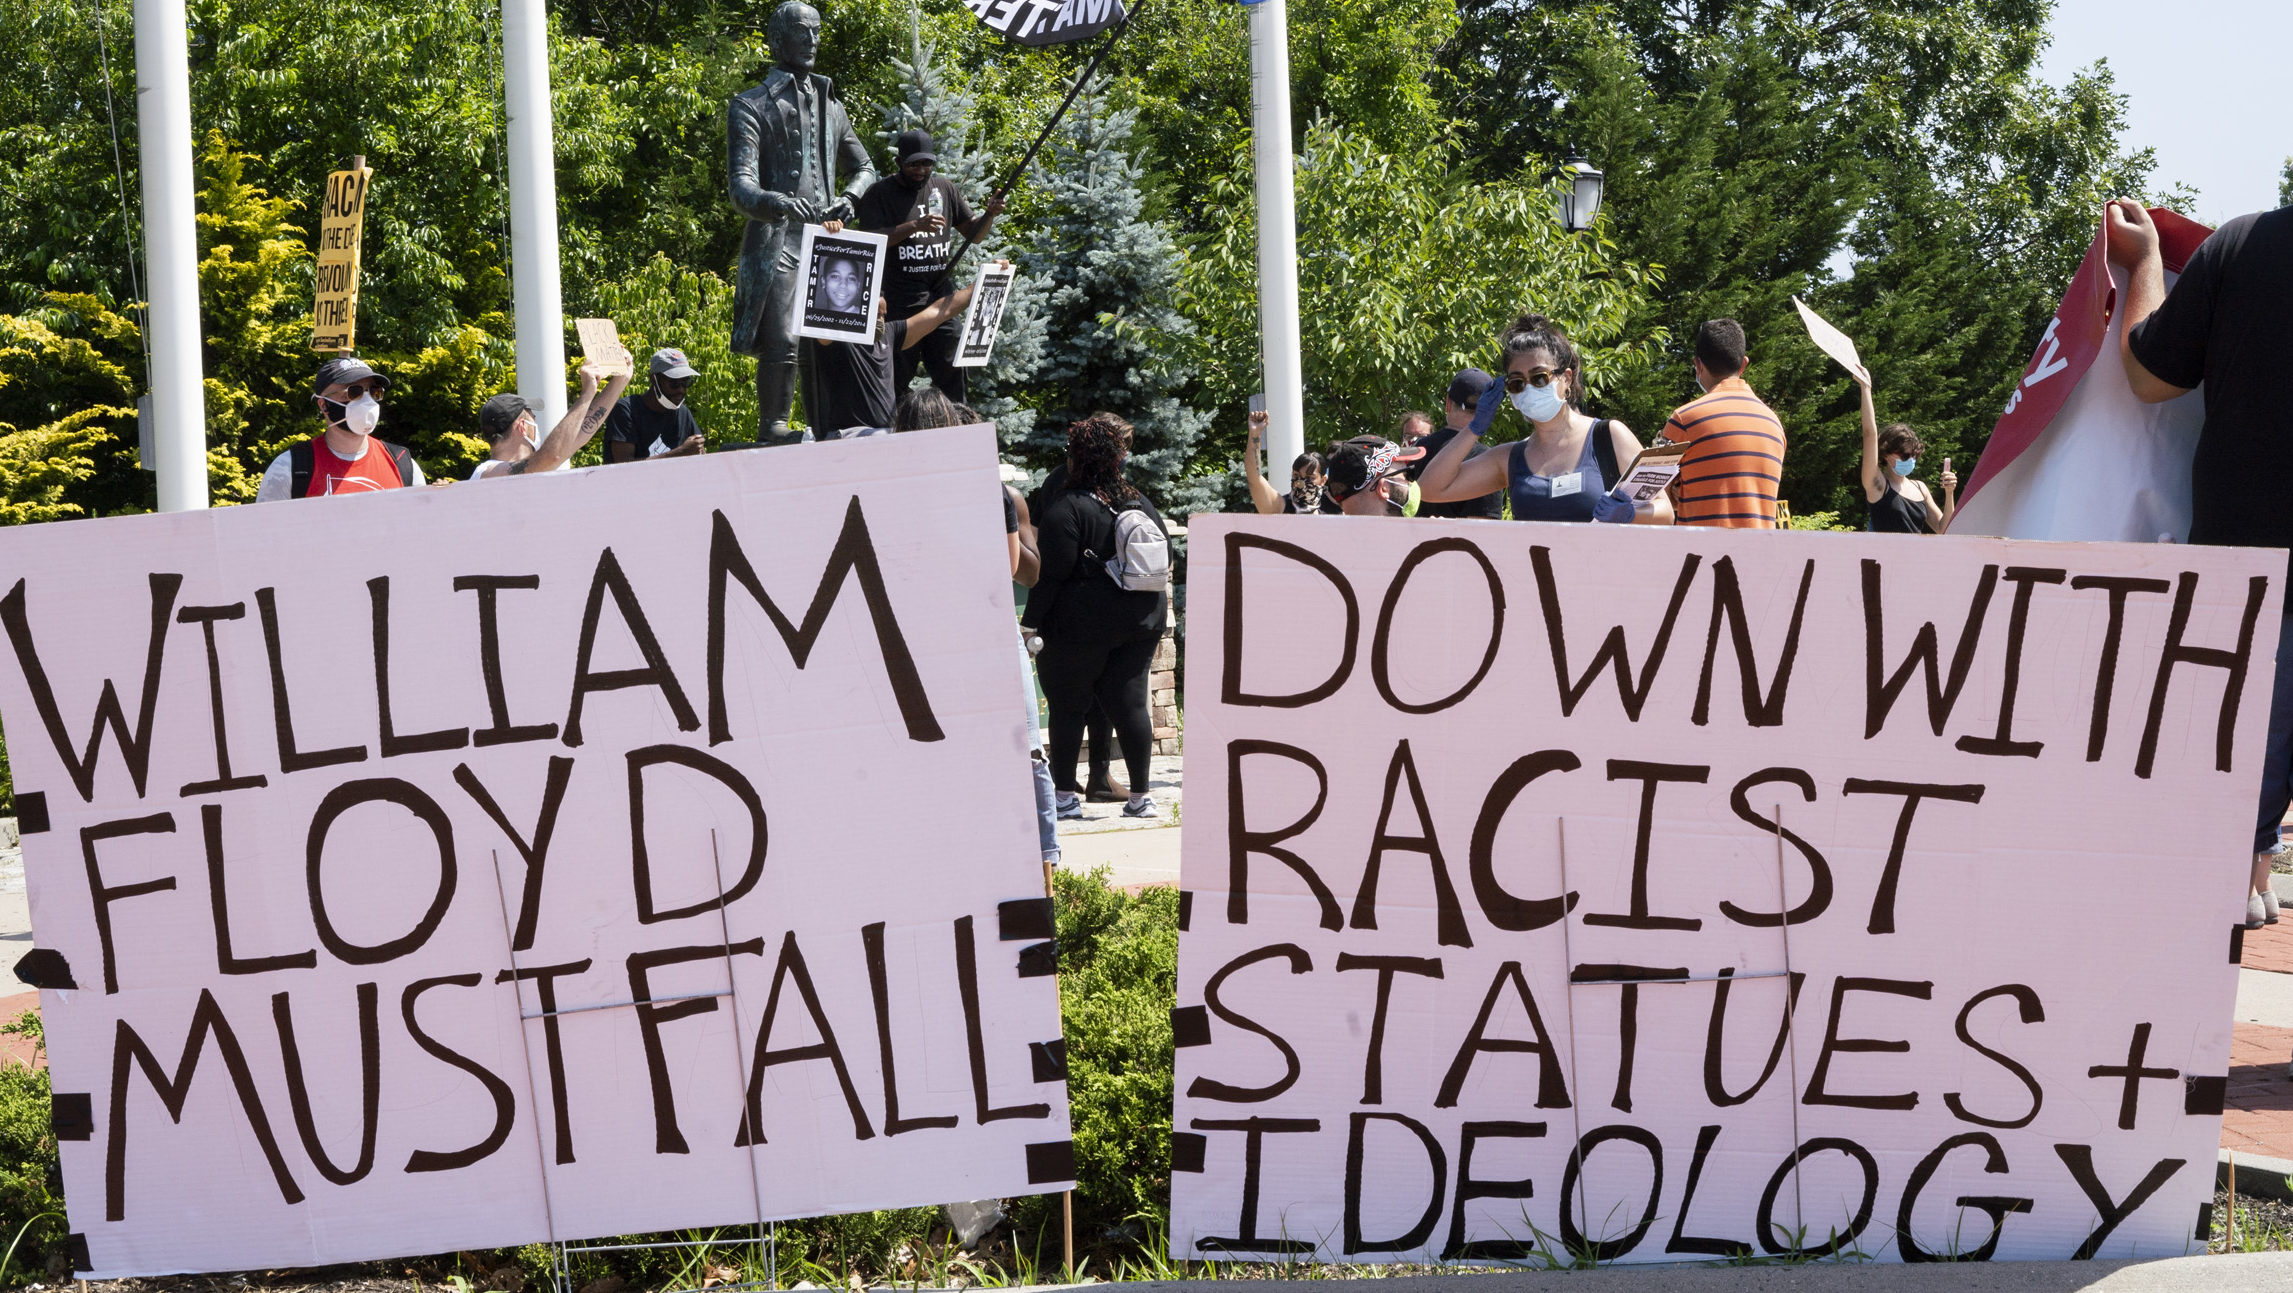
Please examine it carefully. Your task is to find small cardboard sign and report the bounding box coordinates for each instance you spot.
[792,225,888,344]
[312,165,372,353]
[953,263,1017,369]
[575,318,633,377]
[1792,295,1863,381]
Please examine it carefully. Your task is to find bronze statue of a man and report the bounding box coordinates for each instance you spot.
[728,1,876,444]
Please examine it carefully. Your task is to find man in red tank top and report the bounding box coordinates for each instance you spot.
[254,357,429,501]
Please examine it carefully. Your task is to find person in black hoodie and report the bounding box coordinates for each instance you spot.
[1024,413,1170,819]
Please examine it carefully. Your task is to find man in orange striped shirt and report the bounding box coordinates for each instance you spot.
[1660,318,1787,527]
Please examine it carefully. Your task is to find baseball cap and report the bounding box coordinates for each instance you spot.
[650,348,700,380]
[1447,368,1493,407]
[314,356,390,395]
[894,130,937,166]
[478,393,532,443]
[1326,436,1424,497]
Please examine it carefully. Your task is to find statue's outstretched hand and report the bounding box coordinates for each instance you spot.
[825,197,856,224]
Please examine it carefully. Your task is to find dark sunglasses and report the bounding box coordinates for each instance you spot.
[1503,368,1562,394]
[332,381,386,401]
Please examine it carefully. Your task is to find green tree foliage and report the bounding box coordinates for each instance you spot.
[1110,0,1459,221]
[0,295,143,519]
[1012,82,1216,512]
[1439,0,2170,516]
[0,1012,62,1285]
[1182,120,1665,458]
[2280,156,2292,209]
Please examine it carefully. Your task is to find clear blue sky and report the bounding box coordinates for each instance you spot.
[2041,0,2290,225]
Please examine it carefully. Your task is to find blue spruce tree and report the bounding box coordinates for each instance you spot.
[877,10,1045,453]
[1015,79,1218,514]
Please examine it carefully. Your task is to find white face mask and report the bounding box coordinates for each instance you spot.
[337,392,381,436]
[656,395,684,411]
[1510,380,1566,424]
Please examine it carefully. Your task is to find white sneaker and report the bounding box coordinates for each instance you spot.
[1055,793,1084,820]
[1123,794,1159,819]
[2249,892,2268,929]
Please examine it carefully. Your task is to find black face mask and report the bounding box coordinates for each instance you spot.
[319,397,349,426]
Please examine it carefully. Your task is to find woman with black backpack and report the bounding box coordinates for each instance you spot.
[1024,413,1172,821]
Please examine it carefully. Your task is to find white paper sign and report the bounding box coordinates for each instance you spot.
[793,224,888,343]
[953,263,1017,369]
[0,427,1072,1277]
[1171,515,2278,1265]
[1793,295,1864,381]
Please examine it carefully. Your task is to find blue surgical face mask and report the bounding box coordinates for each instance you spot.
[1892,457,1916,477]
[1510,381,1566,424]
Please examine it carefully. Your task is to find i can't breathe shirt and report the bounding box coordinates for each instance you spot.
[855,174,976,315]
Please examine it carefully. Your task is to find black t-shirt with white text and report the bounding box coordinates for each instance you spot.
[605,394,702,459]
[854,174,977,314]
[2129,207,2293,586]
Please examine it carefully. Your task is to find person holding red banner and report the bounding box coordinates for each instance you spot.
[2109,196,2293,928]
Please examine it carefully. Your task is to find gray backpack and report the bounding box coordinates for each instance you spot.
[1097,495,1171,592]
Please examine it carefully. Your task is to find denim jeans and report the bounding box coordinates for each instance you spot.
[2254,612,2293,854]
[1022,635,1061,865]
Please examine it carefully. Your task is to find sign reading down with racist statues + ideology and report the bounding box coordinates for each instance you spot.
[1170,515,2278,1265]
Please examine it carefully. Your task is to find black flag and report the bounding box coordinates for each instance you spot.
[966,0,1127,46]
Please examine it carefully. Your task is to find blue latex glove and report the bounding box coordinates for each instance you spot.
[1469,378,1505,436]
[1591,489,1636,524]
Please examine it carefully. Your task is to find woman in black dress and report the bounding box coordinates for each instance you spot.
[1856,365,1957,532]
[1024,414,1171,819]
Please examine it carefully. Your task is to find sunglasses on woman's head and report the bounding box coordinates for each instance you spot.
[1503,369,1561,393]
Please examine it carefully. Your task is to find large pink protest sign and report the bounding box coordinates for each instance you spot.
[0,428,1073,1277]
[1172,515,2275,1264]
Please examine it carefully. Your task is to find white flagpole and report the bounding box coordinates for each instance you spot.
[135,0,209,511]
[502,0,568,434]
[1246,0,1305,490]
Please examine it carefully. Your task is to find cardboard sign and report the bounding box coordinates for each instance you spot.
[1791,296,1864,382]
[575,318,634,378]
[1170,515,2277,1265]
[0,427,1073,1276]
[793,225,888,344]
[311,165,372,353]
[953,263,1017,369]
[1952,209,2213,543]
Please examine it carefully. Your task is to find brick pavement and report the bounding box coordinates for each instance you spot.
[2230,915,2293,1160]
[0,989,38,1069]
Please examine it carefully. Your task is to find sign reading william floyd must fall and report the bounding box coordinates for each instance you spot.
[1171,516,2279,1265]
[0,427,1073,1277]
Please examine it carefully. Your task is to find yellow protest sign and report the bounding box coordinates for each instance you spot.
[312,160,373,352]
